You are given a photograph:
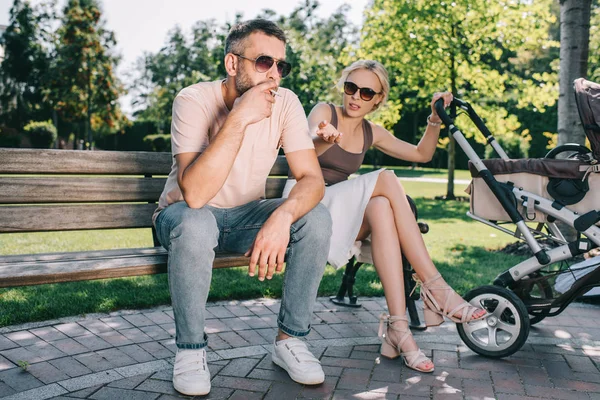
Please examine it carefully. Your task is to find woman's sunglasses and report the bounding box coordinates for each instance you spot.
[234,54,292,78]
[343,81,381,102]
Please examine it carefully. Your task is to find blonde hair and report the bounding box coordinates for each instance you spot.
[336,60,390,110]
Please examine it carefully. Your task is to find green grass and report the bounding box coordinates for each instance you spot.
[358,165,473,181]
[0,179,522,327]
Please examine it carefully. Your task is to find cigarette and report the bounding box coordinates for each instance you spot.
[270,89,281,97]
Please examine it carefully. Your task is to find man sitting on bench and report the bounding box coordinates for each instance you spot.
[153,19,332,396]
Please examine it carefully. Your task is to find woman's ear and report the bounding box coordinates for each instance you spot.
[224,53,238,76]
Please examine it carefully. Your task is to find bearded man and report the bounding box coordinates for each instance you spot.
[152,19,331,396]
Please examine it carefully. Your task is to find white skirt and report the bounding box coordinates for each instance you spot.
[283,169,385,269]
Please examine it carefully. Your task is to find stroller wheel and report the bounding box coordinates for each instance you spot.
[457,285,530,358]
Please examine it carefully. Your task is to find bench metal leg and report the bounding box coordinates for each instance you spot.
[330,257,363,308]
[403,256,426,331]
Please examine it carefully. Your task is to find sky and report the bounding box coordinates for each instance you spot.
[0,0,370,114]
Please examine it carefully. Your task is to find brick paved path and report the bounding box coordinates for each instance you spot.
[0,297,598,400]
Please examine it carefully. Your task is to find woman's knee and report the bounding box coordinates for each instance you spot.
[378,170,406,196]
[366,196,393,219]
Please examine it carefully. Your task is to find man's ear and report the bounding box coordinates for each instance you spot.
[224,53,238,76]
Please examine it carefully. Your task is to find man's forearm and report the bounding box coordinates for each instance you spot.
[180,116,246,208]
[274,173,325,223]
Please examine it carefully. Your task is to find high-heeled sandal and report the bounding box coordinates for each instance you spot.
[412,273,487,326]
[378,313,434,373]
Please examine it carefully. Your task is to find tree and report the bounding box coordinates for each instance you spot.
[557,0,592,146]
[359,0,557,198]
[0,0,52,130]
[47,0,127,147]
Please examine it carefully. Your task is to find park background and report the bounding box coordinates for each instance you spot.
[0,0,596,326]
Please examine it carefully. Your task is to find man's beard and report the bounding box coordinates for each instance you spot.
[234,64,254,95]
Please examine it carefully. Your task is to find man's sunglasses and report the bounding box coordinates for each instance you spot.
[343,81,381,102]
[233,54,292,78]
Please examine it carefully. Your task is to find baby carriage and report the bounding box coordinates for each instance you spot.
[433,78,600,358]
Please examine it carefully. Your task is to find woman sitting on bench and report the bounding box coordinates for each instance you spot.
[283,60,486,373]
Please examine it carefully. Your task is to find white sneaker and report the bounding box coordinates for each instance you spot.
[172,348,211,396]
[272,338,325,385]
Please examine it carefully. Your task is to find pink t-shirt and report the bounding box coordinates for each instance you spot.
[154,80,313,221]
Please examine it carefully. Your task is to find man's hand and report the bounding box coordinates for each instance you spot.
[244,211,293,281]
[316,120,343,144]
[231,80,278,127]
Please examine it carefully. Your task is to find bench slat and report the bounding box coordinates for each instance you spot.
[0,249,251,288]
[0,204,157,233]
[0,149,173,175]
[0,148,290,176]
[0,177,287,205]
[0,177,166,203]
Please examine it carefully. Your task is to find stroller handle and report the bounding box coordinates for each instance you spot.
[434,98,510,160]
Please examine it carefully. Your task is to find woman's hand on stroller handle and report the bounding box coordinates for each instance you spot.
[431,92,453,124]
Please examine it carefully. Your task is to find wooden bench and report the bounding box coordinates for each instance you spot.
[0,147,427,328]
[0,148,289,288]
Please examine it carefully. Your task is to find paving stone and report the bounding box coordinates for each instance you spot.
[117,328,153,344]
[337,367,371,390]
[29,327,68,343]
[217,358,260,377]
[0,381,17,397]
[0,346,44,365]
[52,323,89,338]
[208,334,231,351]
[247,366,292,383]
[525,384,590,400]
[0,382,66,400]
[142,312,173,325]
[312,325,342,339]
[122,314,156,328]
[139,325,171,341]
[206,306,236,319]
[135,378,180,395]
[220,318,252,332]
[59,370,122,392]
[332,389,399,399]
[73,334,112,352]
[3,332,39,348]
[117,344,156,363]
[0,355,15,372]
[0,367,44,392]
[225,305,254,317]
[48,357,92,378]
[137,342,173,359]
[320,356,375,370]
[298,375,338,399]
[158,323,176,337]
[211,375,271,392]
[73,353,114,372]
[518,365,553,387]
[89,386,160,400]
[228,389,264,400]
[263,381,303,400]
[95,348,137,368]
[96,331,134,347]
[113,360,171,378]
[77,320,114,335]
[324,346,352,358]
[48,338,88,356]
[0,336,18,352]
[25,361,69,384]
[218,331,250,348]
[99,316,134,330]
[564,354,599,373]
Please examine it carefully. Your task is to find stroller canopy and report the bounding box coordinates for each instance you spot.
[574,78,600,161]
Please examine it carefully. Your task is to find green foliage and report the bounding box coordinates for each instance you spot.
[0,0,53,130]
[23,120,57,148]
[46,0,127,134]
[484,130,531,159]
[0,126,22,148]
[143,133,172,152]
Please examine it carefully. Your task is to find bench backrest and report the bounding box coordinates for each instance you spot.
[0,148,289,234]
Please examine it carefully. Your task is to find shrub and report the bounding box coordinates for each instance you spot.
[143,134,171,152]
[24,120,58,149]
[0,126,22,148]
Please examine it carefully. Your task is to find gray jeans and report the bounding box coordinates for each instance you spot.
[154,199,332,349]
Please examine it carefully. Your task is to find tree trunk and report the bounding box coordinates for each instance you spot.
[557,0,591,146]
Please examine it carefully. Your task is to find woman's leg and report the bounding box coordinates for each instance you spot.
[370,170,485,319]
[358,196,433,371]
